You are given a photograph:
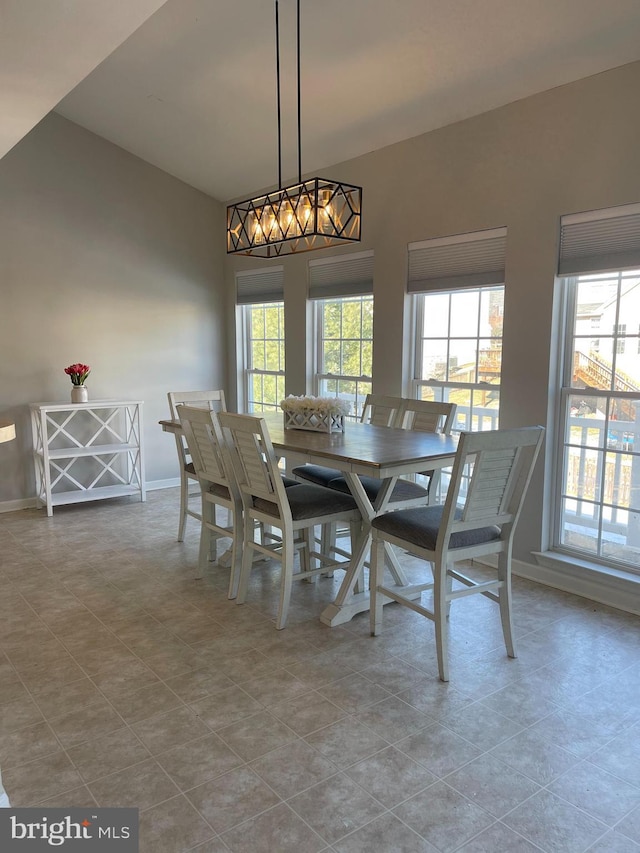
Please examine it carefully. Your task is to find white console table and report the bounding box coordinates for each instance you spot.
[30,400,146,516]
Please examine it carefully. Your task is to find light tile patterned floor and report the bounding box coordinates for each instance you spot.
[1,489,640,853]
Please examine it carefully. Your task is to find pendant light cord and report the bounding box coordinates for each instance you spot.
[275,0,303,189]
[275,0,282,190]
[297,0,301,184]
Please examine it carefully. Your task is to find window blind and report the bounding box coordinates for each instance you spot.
[308,250,374,300]
[407,227,507,293]
[558,203,640,276]
[236,266,284,304]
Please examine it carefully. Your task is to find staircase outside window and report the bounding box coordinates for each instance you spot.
[556,270,640,572]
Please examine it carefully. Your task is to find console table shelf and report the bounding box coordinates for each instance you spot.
[43,443,140,460]
[30,400,146,516]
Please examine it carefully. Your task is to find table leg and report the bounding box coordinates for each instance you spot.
[320,524,372,626]
[319,472,418,627]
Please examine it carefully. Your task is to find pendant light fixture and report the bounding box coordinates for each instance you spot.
[227,0,362,257]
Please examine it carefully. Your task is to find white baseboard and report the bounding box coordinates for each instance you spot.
[0,497,37,514]
[0,479,181,515]
[146,478,181,491]
[477,553,640,616]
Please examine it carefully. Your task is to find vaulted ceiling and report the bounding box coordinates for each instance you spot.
[5,1,640,202]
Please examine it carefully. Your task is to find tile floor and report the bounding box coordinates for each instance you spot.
[1,489,640,852]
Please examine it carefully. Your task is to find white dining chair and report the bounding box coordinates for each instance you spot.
[399,399,457,503]
[219,412,362,629]
[370,426,544,681]
[293,397,455,508]
[177,405,243,594]
[167,390,226,541]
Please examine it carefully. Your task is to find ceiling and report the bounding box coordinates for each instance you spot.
[49,0,640,202]
[0,0,168,160]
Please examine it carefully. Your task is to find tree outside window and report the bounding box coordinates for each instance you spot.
[316,295,373,420]
[244,302,285,412]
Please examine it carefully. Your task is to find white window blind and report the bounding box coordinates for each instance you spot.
[558,203,640,276]
[308,250,374,300]
[236,266,284,304]
[408,227,507,293]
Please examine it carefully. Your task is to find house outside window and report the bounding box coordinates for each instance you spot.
[408,228,506,433]
[615,323,627,354]
[310,251,374,421]
[555,203,640,573]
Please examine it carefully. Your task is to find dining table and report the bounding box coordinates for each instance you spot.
[160,411,458,627]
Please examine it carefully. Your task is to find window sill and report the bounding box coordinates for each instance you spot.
[527,550,640,616]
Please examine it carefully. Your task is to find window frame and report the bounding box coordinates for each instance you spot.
[553,271,640,573]
[241,300,286,414]
[313,293,374,421]
[411,284,504,433]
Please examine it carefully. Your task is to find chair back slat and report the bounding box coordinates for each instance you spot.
[218,413,286,511]
[441,427,544,547]
[168,390,227,466]
[361,394,405,427]
[176,405,232,492]
[189,420,226,481]
[400,400,457,435]
[234,432,275,498]
[168,390,226,418]
[464,448,518,521]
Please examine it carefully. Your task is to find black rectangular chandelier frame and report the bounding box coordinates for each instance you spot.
[226,0,362,257]
[227,177,362,258]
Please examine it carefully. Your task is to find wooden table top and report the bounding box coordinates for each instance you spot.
[260,411,457,470]
[160,411,458,474]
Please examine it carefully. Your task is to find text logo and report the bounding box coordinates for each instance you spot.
[0,809,138,851]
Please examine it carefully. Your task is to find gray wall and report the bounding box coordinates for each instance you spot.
[225,61,640,564]
[0,112,226,504]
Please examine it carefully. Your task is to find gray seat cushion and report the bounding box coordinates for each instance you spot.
[281,475,301,488]
[253,484,357,521]
[328,475,429,503]
[292,464,342,486]
[372,505,501,551]
[185,461,197,476]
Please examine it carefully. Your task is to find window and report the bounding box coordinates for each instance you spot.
[555,203,640,572]
[315,295,373,419]
[244,301,285,412]
[413,288,503,431]
[408,228,506,433]
[236,267,285,413]
[310,251,374,420]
